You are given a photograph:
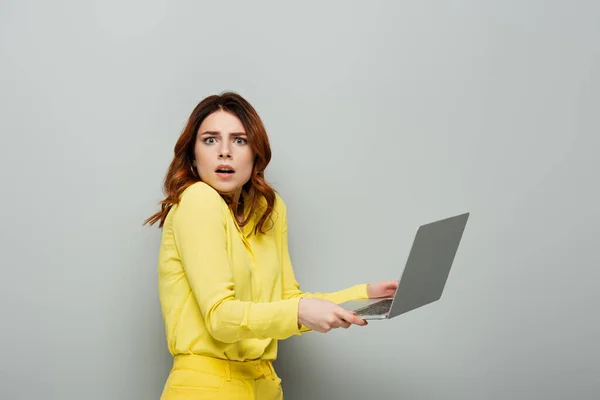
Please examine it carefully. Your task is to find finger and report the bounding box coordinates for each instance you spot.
[352,313,368,326]
[339,310,367,326]
[332,316,351,329]
[319,325,330,333]
[385,280,399,289]
[340,319,351,329]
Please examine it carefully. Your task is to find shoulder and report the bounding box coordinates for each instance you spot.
[181,181,222,201]
[251,190,287,216]
[177,181,227,213]
[273,191,288,215]
[272,192,289,228]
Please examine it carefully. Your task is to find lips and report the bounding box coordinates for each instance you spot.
[215,164,235,179]
[215,164,235,174]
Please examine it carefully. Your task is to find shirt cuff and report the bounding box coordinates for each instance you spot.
[355,283,369,299]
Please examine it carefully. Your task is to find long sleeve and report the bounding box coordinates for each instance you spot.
[172,184,302,343]
[279,200,369,305]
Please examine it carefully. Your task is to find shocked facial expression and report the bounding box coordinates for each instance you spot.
[192,110,254,196]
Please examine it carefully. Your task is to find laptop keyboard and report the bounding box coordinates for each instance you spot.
[355,299,393,316]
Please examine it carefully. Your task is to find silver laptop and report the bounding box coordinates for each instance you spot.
[340,212,469,320]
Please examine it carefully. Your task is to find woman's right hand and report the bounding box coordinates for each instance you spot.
[297,298,368,333]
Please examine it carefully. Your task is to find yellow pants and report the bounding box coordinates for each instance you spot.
[160,354,284,400]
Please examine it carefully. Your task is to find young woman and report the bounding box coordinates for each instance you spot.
[145,92,398,399]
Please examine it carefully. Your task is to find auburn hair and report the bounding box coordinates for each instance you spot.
[144,92,276,234]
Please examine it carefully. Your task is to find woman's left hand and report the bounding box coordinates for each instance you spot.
[366,280,399,299]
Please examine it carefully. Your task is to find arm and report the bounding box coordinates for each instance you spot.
[173,184,302,343]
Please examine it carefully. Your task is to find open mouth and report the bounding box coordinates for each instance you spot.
[215,165,235,174]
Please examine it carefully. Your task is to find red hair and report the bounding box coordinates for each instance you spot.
[144,92,276,234]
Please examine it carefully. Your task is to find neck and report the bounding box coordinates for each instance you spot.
[230,188,245,224]
[232,188,242,206]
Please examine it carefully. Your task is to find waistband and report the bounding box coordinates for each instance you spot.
[172,354,277,382]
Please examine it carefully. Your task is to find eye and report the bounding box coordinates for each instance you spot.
[235,137,248,145]
[203,137,216,144]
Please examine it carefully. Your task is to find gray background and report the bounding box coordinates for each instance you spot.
[1,1,598,399]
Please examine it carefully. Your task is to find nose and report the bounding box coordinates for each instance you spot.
[218,142,232,159]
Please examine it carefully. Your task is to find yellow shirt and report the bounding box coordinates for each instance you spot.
[157,182,368,361]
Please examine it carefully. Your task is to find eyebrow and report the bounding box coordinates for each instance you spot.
[199,131,247,136]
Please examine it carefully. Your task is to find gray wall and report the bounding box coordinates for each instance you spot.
[1,1,598,399]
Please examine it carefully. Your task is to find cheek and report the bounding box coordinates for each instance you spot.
[193,143,204,162]
[194,146,211,167]
[241,152,255,176]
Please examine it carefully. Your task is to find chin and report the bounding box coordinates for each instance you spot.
[206,181,241,195]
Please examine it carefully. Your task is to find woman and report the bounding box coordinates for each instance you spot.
[145,92,398,399]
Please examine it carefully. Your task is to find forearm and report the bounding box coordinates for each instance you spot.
[284,283,369,304]
[204,297,302,343]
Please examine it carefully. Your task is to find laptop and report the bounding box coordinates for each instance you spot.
[339,212,469,320]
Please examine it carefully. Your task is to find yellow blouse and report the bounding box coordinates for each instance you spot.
[157,182,368,361]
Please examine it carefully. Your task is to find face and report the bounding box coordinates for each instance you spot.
[193,110,254,197]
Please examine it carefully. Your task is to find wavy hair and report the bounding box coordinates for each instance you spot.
[144,92,276,234]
